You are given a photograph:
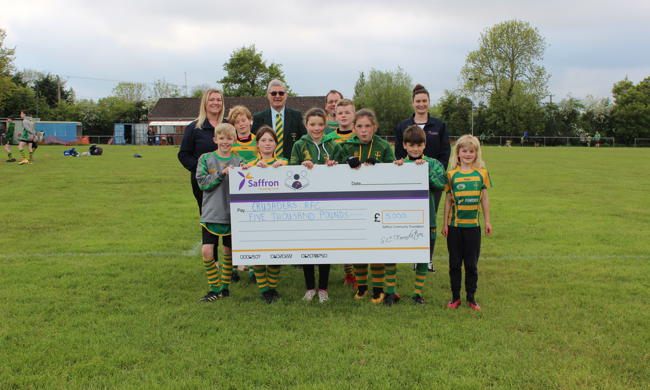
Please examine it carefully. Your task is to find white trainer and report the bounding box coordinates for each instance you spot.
[302,289,316,301]
[318,290,329,303]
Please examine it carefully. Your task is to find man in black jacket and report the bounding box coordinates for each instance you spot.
[251,80,306,160]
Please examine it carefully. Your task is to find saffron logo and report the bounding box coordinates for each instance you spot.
[237,171,280,190]
[237,171,253,190]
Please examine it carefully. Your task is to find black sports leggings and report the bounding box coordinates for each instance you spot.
[303,264,331,290]
[447,226,481,300]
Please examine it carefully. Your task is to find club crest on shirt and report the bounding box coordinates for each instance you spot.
[457,183,466,190]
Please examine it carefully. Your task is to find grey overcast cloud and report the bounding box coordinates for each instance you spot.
[2,0,649,102]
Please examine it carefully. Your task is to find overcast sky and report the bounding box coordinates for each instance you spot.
[2,0,649,103]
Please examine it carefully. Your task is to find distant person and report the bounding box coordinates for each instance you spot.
[251,79,306,160]
[442,135,492,311]
[521,131,529,146]
[147,128,154,145]
[594,131,601,147]
[324,89,343,134]
[17,111,36,165]
[3,117,16,162]
[394,84,450,272]
[178,89,223,214]
[586,133,592,147]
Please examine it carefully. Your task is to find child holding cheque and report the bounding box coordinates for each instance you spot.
[247,125,288,167]
[340,109,395,304]
[442,134,492,311]
[242,126,286,303]
[195,123,243,301]
[394,125,447,305]
[289,108,343,303]
[323,98,357,287]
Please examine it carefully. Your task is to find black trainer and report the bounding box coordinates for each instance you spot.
[261,290,273,304]
[6,158,16,162]
[412,295,425,305]
[198,291,219,302]
[269,289,280,301]
[383,293,398,306]
[219,289,230,298]
[231,271,240,282]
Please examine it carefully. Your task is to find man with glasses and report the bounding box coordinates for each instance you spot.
[252,79,306,159]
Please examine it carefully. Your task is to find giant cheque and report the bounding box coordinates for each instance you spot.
[229,163,430,265]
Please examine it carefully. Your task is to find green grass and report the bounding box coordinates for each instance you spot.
[1,145,649,389]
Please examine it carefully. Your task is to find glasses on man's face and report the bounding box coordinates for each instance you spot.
[270,91,286,96]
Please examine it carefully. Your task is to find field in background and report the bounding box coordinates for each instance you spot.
[1,145,649,389]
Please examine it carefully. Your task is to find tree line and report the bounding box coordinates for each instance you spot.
[1,21,649,143]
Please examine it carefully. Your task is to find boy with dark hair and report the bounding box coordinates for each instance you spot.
[390,125,447,305]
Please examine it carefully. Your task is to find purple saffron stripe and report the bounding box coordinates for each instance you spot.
[230,190,429,203]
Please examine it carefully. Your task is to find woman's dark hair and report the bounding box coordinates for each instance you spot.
[412,84,429,100]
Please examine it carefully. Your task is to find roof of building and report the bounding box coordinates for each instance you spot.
[148,96,327,122]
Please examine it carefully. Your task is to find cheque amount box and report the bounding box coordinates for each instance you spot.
[381,210,425,225]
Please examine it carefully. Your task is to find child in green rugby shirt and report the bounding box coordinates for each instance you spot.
[442,134,492,311]
[340,109,395,304]
[392,125,447,305]
[242,126,286,303]
[228,105,258,162]
[227,105,258,282]
[195,123,243,302]
[290,108,343,303]
[323,98,357,287]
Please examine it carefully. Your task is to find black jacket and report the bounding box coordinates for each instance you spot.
[252,107,306,160]
[177,119,217,172]
[394,114,451,169]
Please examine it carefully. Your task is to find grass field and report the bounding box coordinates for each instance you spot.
[1,145,649,389]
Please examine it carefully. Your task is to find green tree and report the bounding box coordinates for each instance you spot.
[461,20,549,134]
[0,28,16,77]
[581,95,612,136]
[611,77,650,144]
[190,83,213,98]
[151,78,181,101]
[112,82,148,102]
[353,71,366,101]
[353,67,412,136]
[218,45,288,96]
[439,91,472,136]
[33,73,74,108]
[0,82,44,118]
